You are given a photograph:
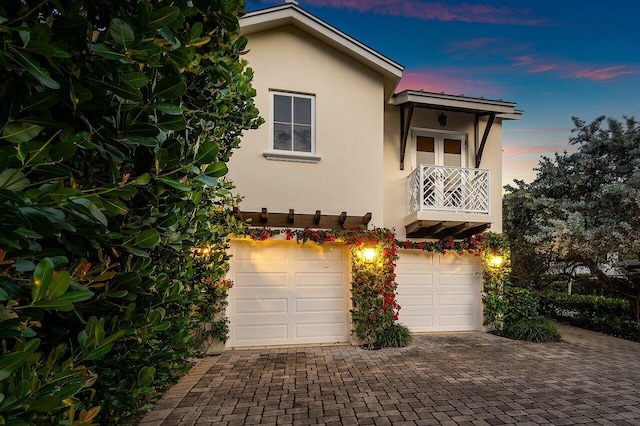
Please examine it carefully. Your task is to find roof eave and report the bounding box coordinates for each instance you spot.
[240,4,404,98]
[391,90,520,117]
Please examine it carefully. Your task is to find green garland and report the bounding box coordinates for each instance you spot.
[240,226,508,346]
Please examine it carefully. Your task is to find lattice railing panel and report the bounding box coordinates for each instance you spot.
[408,165,490,214]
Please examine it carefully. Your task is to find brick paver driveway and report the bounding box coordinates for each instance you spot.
[140,324,640,425]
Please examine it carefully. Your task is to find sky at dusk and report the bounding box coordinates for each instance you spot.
[245,0,640,186]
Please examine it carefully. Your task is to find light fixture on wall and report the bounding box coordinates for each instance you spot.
[489,255,504,268]
[438,112,447,127]
[361,247,376,263]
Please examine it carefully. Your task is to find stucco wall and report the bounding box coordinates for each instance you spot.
[383,105,504,239]
[228,26,386,227]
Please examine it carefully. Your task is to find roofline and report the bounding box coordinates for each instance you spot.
[240,4,404,83]
[391,90,521,119]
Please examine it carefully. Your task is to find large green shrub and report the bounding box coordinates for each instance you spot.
[0,0,261,423]
[501,317,561,342]
[540,292,639,342]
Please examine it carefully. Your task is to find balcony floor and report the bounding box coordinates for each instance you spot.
[405,214,492,239]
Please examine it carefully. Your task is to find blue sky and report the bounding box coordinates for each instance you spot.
[245,0,640,186]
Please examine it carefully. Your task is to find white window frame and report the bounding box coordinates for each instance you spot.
[264,90,320,163]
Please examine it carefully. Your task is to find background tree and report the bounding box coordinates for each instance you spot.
[504,116,640,319]
[0,0,261,423]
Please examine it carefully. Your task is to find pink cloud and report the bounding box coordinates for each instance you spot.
[530,64,558,73]
[575,65,636,81]
[511,55,636,81]
[304,0,548,26]
[396,69,504,98]
[513,55,534,66]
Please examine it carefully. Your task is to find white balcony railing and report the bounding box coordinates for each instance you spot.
[408,165,490,214]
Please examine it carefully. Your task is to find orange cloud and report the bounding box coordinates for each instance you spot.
[512,55,637,81]
[304,0,548,25]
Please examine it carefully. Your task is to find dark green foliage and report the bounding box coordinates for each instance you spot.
[503,116,640,319]
[503,287,540,324]
[501,317,561,342]
[0,0,261,423]
[376,323,412,348]
[487,286,560,342]
[540,292,640,342]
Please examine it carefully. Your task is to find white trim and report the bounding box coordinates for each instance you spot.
[263,151,321,163]
[391,90,521,118]
[269,90,316,156]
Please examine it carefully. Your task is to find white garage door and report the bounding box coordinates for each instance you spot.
[227,240,350,347]
[396,249,481,332]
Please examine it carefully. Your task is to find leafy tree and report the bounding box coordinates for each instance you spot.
[504,116,640,319]
[0,0,261,423]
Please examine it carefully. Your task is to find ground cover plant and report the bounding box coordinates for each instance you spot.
[0,0,261,423]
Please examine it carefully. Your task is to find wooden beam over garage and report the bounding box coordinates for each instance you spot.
[233,208,373,229]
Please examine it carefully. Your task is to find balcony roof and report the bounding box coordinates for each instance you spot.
[391,90,522,119]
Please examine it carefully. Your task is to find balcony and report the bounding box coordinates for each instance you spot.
[405,165,493,239]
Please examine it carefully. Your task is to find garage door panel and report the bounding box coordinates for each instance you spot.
[439,314,477,328]
[234,298,288,314]
[295,297,346,313]
[295,244,345,261]
[395,274,433,286]
[234,324,288,343]
[294,272,344,287]
[228,241,350,347]
[397,295,433,307]
[396,249,480,332]
[439,294,475,307]
[295,322,348,339]
[234,244,288,262]
[234,272,288,288]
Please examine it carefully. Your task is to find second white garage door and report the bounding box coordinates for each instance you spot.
[227,240,350,347]
[396,249,481,332]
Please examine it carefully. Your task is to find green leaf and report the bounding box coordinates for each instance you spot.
[32,258,55,302]
[24,41,57,57]
[155,148,169,172]
[149,7,181,28]
[22,91,59,112]
[48,271,71,299]
[157,26,180,47]
[196,175,218,187]
[152,103,183,115]
[110,18,135,48]
[158,177,191,191]
[153,75,186,100]
[190,22,203,39]
[2,122,43,143]
[101,79,142,101]
[121,72,149,89]
[70,198,108,226]
[0,169,29,190]
[32,299,73,311]
[135,229,160,248]
[195,140,219,164]
[50,140,77,161]
[205,162,228,178]
[132,173,150,185]
[30,396,61,412]
[91,43,126,60]
[137,366,155,387]
[157,114,186,131]
[0,352,28,381]
[56,291,94,303]
[11,49,60,89]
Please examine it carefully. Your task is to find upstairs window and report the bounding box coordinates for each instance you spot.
[272,92,315,154]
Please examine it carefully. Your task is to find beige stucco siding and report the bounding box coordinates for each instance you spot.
[228,26,386,226]
[383,106,503,239]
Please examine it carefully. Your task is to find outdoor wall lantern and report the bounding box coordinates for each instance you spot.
[362,247,376,263]
[438,112,447,127]
[489,255,504,268]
